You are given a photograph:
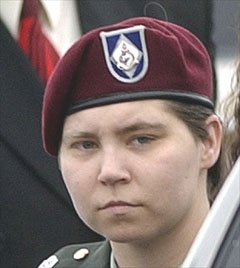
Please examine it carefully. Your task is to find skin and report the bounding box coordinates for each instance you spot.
[59,100,222,267]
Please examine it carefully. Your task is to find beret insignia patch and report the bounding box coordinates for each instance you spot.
[100,25,148,83]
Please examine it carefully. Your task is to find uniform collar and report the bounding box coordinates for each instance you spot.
[110,251,119,268]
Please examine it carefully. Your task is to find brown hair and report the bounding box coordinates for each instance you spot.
[166,101,221,202]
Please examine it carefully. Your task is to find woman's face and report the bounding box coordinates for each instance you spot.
[59,100,211,244]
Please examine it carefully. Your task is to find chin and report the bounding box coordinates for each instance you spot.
[104,228,149,244]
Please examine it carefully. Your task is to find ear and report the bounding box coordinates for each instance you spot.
[201,114,222,169]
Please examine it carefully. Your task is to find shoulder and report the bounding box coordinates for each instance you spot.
[38,240,111,268]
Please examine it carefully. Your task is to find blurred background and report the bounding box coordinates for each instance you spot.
[213,0,239,108]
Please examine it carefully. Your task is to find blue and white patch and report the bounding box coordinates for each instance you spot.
[100,25,148,83]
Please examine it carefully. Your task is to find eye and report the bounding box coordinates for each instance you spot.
[73,140,98,150]
[82,141,96,149]
[132,136,154,145]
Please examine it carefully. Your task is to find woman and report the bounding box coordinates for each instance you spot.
[38,17,222,268]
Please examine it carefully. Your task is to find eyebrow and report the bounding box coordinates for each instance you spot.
[62,121,167,142]
[62,131,96,144]
[117,121,167,135]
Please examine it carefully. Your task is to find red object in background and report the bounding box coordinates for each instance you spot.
[18,0,59,83]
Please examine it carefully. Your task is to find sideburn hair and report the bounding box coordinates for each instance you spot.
[165,100,221,203]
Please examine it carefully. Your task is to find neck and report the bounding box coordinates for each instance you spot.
[110,196,210,268]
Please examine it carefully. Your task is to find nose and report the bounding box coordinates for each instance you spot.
[97,147,131,186]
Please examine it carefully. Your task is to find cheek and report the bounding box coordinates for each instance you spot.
[143,149,202,231]
[60,160,95,217]
[147,141,202,202]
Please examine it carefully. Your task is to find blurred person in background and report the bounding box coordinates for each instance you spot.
[219,20,240,186]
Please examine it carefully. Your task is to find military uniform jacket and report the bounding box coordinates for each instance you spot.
[39,240,111,268]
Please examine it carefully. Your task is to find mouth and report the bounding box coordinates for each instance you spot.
[102,200,137,208]
[100,201,140,214]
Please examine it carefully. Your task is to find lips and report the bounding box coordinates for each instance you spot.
[102,201,136,209]
[100,201,139,215]
[99,201,141,216]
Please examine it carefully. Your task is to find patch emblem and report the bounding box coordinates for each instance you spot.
[100,25,148,83]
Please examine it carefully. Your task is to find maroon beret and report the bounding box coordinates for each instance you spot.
[42,17,214,156]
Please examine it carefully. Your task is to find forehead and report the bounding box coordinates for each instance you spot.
[62,100,178,132]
